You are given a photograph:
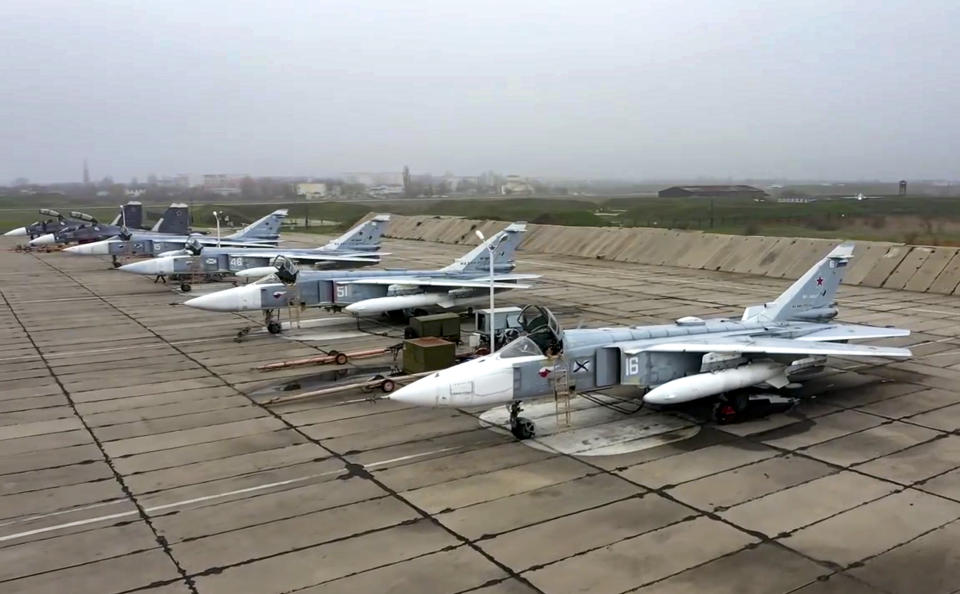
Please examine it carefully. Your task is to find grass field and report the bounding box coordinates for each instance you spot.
[3,193,960,245]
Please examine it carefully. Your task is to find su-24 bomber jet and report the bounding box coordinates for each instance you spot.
[389,242,913,438]
[63,208,287,263]
[4,208,115,240]
[115,215,391,290]
[184,221,537,334]
[27,202,189,247]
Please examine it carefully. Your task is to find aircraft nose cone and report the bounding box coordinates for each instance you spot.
[183,288,245,312]
[235,267,277,279]
[4,227,26,237]
[29,233,56,246]
[63,241,110,255]
[118,259,160,276]
[388,375,439,407]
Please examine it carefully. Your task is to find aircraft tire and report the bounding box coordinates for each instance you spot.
[180,283,191,293]
[713,402,739,424]
[267,321,282,334]
[511,417,535,440]
[380,379,396,393]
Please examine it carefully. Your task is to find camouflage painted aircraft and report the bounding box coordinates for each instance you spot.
[115,214,391,291]
[63,208,287,264]
[4,209,91,240]
[26,202,184,246]
[183,222,537,334]
[389,243,912,437]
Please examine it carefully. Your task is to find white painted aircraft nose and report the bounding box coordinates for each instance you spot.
[63,241,109,255]
[29,233,56,246]
[118,259,159,276]
[235,267,276,279]
[389,376,438,407]
[183,287,248,312]
[4,227,27,237]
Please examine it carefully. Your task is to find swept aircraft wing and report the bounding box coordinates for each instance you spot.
[225,250,385,263]
[794,324,911,342]
[624,336,911,358]
[338,276,534,290]
[465,273,542,282]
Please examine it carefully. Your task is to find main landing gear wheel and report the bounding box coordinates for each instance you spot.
[267,321,282,334]
[713,392,749,425]
[508,402,535,440]
[179,282,191,293]
[380,379,396,393]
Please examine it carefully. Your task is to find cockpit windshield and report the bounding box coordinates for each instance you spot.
[498,336,544,358]
[517,305,563,355]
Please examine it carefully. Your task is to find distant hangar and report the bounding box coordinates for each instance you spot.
[658,185,767,199]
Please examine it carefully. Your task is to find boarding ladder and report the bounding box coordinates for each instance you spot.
[286,284,303,330]
[552,364,572,428]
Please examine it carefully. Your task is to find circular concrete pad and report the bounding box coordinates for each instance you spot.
[478,393,701,456]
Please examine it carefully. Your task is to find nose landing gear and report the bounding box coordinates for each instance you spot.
[264,310,283,334]
[508,402,535,440]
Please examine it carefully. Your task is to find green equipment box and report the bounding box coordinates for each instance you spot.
[407,313,461,343]
[403,337,456,375]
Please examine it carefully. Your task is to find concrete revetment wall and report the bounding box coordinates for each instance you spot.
[361,214,960,296]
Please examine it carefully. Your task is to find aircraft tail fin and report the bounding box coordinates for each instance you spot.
[441,222,527,274]
[225,209,287,243]
[322,214,389,252]
[153,203,190,234]
[121,202,143,229]
[742,242,854,323]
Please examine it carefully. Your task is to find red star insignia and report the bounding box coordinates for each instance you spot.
[816,277,824,286]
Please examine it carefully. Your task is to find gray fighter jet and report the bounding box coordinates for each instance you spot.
[62,208,287,262]
[389,243,912,437]
[183,222,537,334]
[116,214,391,291]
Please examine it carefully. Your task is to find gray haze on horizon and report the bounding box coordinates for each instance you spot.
[1,0,958,183]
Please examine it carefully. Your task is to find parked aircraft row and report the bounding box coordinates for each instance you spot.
[7,205,537,333]
[3,205,912,430]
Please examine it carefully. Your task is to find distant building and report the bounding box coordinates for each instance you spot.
[776,196,816,204]
[202,173,246,196]
[296,182,328,200]
[367,184,404,198]
[158,174,192,189]
[342,171,404,186]
[658,185,768,199]
[501,175,535,196]
[125,188,146,198]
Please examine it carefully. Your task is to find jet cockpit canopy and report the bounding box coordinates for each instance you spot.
[272,255,299,285]
[184,237,204,256]
[517,305,563,356]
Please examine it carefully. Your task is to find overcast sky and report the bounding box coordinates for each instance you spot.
[1,0,957,183]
